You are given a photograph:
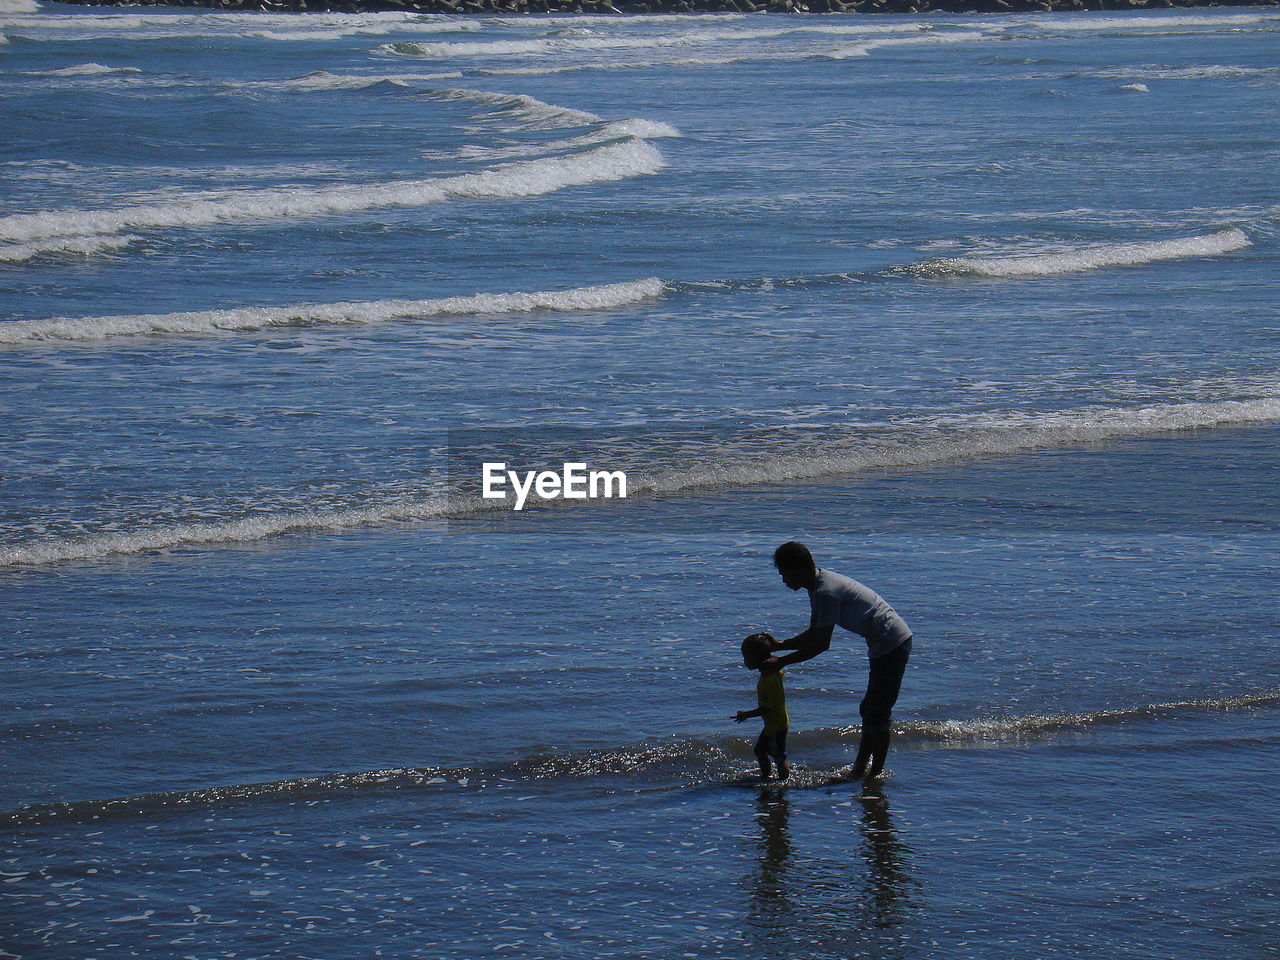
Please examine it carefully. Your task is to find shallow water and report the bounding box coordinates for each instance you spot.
[2,3,1278,957]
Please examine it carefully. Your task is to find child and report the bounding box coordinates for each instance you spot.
[733,632,790,781]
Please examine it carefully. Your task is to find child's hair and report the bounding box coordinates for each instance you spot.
[741,633,772,661]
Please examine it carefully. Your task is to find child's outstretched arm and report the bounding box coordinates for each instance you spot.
[733,707,764,723]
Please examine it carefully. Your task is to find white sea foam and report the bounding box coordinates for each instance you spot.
[491,13,746,26]
[0,499,462,568]
[34,63,142,77]
[0,11,474,42]
[385,23,932,59]
[637,392,1280,496]
[5,390,1278,567]
[452,119,681,162]
[477,54,746,78]
[0,279,664,345]
[0,234,138,264]
[0,139,665,247]
[901,691,1280,742]
[241,70,464,92]
[914,227,1250,277]
[0,0,39,13]
[823,31,992,61]
[426,87,604,129]
[1098,64,1280,81]
[1010,13,1280,32]
[1118,82,1150,93]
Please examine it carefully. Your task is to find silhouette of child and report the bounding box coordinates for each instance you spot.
[733,633,790,781]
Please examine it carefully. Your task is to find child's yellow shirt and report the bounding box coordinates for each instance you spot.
[756,670,789,734]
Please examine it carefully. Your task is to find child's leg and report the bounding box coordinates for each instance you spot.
[753,731,772,779]
[771,729,790,780]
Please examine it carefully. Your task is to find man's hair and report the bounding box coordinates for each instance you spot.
[773,540,816,574]
[741,633,772,660]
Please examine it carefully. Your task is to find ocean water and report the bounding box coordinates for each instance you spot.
[2,2,1278,957]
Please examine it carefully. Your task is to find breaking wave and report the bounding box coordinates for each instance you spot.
[0,138,666,251]
[0,279,664,345]
[822,30,991,60]
[3,389,1277,567]
[383,22,932,59]
[1096,64,1280,81]
[239,70,465,91]
[5,690,1274,827]
[0,11,481,43]
[0,497,462,568]
[636,392,1280,495]
[1016,12,1280,32]
[910,227,1250,278]
[425,86,605,128]
[0,233,138,263]
[898,691,1280,741]
[31,62,142,77]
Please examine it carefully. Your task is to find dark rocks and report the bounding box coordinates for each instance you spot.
[55,0,1280,14]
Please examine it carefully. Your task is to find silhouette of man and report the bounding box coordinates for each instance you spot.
[762,541,913,777]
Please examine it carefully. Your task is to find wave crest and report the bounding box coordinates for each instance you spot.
[0,279,664,345]
[5,690,1274,826]
[910,227,1250,278]
[3,389,1277,567]
[0,139,666,251]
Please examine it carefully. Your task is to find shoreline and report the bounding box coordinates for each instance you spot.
[48,0,1280,18]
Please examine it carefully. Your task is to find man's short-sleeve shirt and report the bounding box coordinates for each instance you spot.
[809,569,911,659]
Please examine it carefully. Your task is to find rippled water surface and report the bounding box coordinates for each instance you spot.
[2,2,1278,957]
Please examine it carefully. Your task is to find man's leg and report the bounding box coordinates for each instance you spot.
[864,638,911,776]
[849,688,875,777]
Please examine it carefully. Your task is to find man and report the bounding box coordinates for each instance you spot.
[761,541,913,778]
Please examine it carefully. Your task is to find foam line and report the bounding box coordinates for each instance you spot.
[453,119,681,162]
[0,233,138,264]
[896,691,1280,741]
[32,63,142,77]
[0,279,664,345]
[636,393,1280,496]
[1096,64,1280,81]
[3,390,1278,567]
[913,227,1250,277]
[239,70,465,91]
[0,11,479,42]
[383,22,932,59]
[0,497,464,568]
[0,139,665,247]
[1012,13,1280,32]
[823,30,992,60]
[424,86,604,128]
[5,690,1274,827]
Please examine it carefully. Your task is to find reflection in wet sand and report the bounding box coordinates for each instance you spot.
[744,781,918,958]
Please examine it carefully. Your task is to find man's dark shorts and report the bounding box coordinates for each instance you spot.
[860,636,911,734]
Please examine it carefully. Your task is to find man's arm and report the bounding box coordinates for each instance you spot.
[771,624,833,668]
